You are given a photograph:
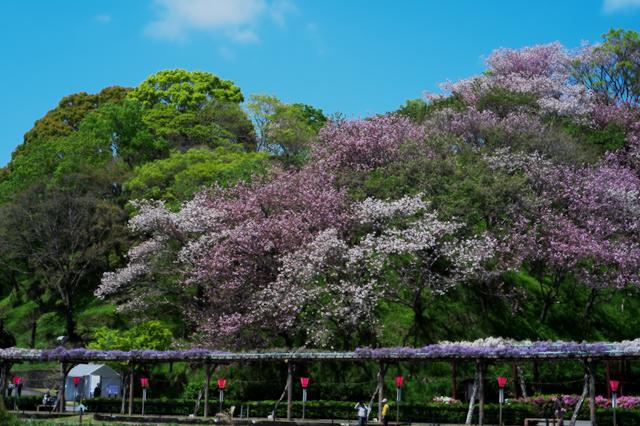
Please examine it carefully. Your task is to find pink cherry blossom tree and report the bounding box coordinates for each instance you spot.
[97,116,426,347]
[254,194,495,346]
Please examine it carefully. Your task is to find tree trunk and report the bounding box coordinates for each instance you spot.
[478,362,485,426]
[466,367,479,425]
[120,370,127,414]
[64,304,77,342]
[452,360,458,400]
[606,362,611,399]
[539,297,552,323]
[512,363,519,399]
[193,387,204,416]
[128,367,134,415]
[271,379,289,420]
[517,364,528,398]
[365,362,387,421]
[286,361,293,421]
[378,361,385,421]
[589,361,597,426]
[570,367,589,426]
[582,289,598,323]
[30,320,37,348]
[0,362,9,404]
[204,363,212,418]
[59,362,66,413]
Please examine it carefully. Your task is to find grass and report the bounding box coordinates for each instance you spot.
[16,414,180,425]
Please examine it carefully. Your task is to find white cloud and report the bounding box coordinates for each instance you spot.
[145,0,290,42]
[95,14,112,23]
[603,0,640,13]
[305,22,328,56]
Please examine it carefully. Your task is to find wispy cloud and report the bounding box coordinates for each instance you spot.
[305,22,328,56]
[95,14,112,24]
[603,0,640,13]
[145,0,292,42]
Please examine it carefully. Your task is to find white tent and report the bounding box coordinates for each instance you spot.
[65,364,120,401]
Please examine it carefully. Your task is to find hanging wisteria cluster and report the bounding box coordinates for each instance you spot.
[355,337,640,359]
[4,338,640,362]
[0,347,230,362]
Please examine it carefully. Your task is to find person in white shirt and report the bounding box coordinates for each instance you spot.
[354,401,369,426]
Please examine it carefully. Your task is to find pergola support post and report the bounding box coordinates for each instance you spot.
[465,364,479,425]
[478,361,485,426]
[59,362,67,413]
[378,361,385,421]
[204,362,212,418]
[0,361,9,405]
[128,366,134,415]
[516,364,528,398]
[451,360,457,400]
[286,360,293,421]
[570,363,590,426]
[588,360,597,426]
[512,363,518,399]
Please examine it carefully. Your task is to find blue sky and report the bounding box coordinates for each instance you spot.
[1,0,639,166]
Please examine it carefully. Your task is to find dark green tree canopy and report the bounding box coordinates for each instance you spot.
[22,86,129,148]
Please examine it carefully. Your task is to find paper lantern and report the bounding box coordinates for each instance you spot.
[395,375,404,388]
[497,376,507,389]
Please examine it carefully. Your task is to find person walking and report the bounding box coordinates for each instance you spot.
[355,401,368,426]
[381,398,390,426]
[553,395,565,426]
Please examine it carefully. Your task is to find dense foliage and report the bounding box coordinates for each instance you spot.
[95,29,640,352]
[2,27,640,406]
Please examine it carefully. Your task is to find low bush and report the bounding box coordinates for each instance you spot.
[80,397,640,424]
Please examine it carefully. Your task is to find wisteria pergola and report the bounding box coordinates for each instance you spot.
[2,339,640,426]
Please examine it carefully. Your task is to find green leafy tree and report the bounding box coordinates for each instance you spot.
[573,29,640,104]
[396,95,467,123]
[0,172,128,342]
[22,86,129,148]
[199,100,257,151]
[126,147,269,206]
[127,69,243,111]
[248,94,326,164]
[89,320,172,350]
[79,100,166,167]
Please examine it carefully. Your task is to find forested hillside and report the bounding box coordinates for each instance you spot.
[2,29,640,354]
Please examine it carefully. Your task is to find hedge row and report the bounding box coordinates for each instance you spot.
[9,396,640,425]
[83,398,640,424]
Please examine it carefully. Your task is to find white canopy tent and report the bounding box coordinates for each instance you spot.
[65,363,120,401]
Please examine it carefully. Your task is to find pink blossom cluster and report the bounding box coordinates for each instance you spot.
[257,195,495,345]
[98,116,429,347]
[503,158,640,291]
[442,43,594,116]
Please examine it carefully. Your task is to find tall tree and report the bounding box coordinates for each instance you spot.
[248,95,327,163]
[22,86,129,148]
[127,69,243,111]
[0,172,128,342]
[573,29,640,105]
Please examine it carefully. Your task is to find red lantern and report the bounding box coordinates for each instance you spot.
[12,376,21,385]
[217,378,227,390]
[300,377,310,389]
[72,377,81,386]
[140,377,149,388]
[497,376,507,389]
[610,380,620,393]
[395,375,404,388]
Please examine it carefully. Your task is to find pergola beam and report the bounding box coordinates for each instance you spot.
[4,349,640,364]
